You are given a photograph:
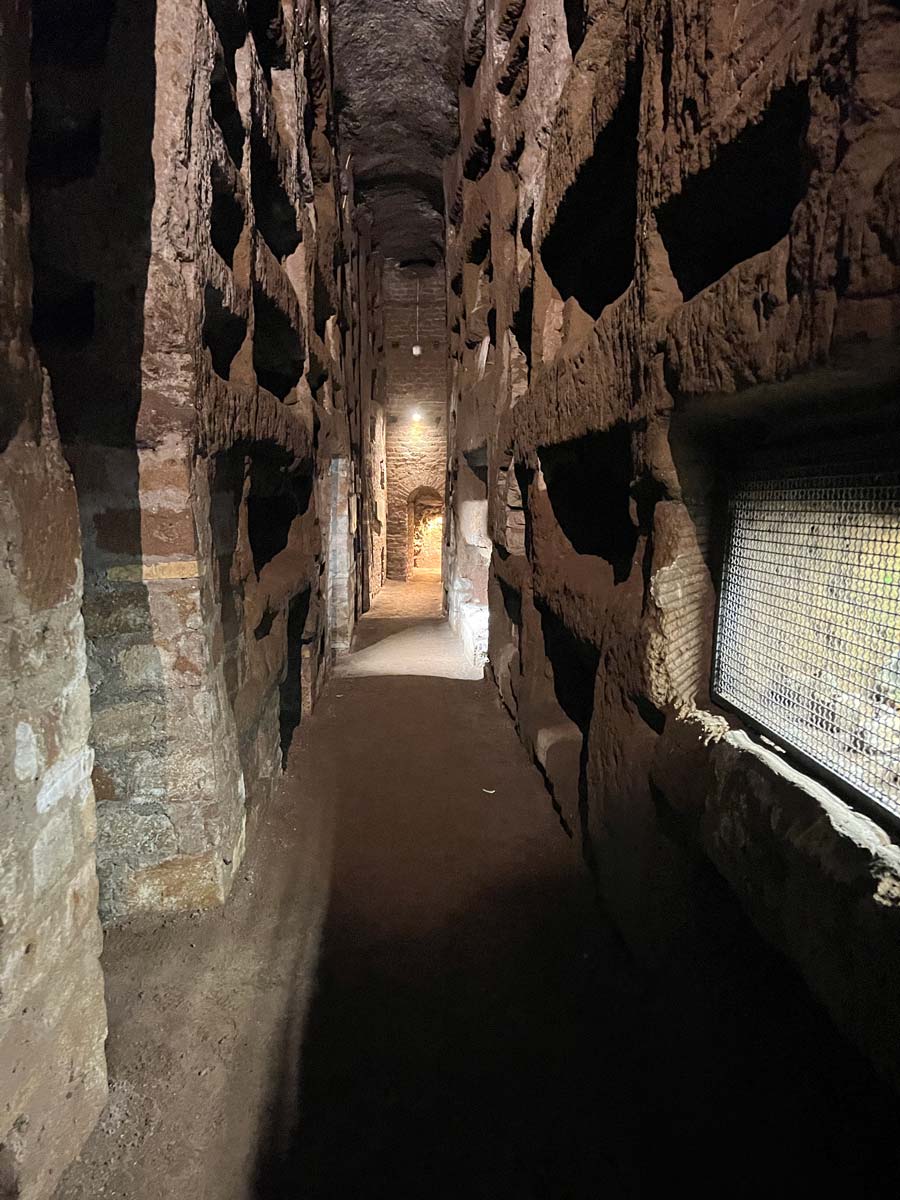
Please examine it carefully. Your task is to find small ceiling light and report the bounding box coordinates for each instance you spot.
[411,409,423,422]
[411,276,422,356]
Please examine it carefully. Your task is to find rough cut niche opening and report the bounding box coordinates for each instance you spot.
[31,268,96,348]
[280,585,311,764]
[464,119,495,182]
[203,283,247,379]
[211,50,245,168]
[246,457,312,575]
[250,132,301,260]
[563,0,588,57]
[210,164,245,265]
[249,0,289,77]
[540,424,637,582]
[540,605,599,735]
[541,55,642,319]
[656,82,812,300]
[252,286,302,399]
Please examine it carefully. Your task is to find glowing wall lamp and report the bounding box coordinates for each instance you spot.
[411,409,423,422]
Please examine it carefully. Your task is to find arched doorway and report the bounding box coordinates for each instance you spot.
[407,486,444,576]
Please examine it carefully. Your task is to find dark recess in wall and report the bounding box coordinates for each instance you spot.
[246,457,312,575]
[563,0,588,56]
[512,283,533,365]
[280,585,311,764]
[540,424,638,582]
[540,605,599,734]
[541,54,642,319]
[656,82,812,299]
[210,164,245,265]
[31,270,96,348]
[252,286,302,399]
[203,283,247,378]
[211,52,245,167]
[464,119,495,182]
[251,132,301,260]
[249,0,289,76]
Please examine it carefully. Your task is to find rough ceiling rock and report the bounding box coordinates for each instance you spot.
[331,0,467,263]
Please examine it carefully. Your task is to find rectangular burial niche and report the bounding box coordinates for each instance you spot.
[210,47,245,168]
[250,130,301,260]
[252,285,303,399]
[540,53,642,319]
[713,464,900,820]
[203,283,247,378]
[210,162,244,265]
[246,455,313,575]
[656,82,812,300]
[279,585,311,764]
[539,424,638,583]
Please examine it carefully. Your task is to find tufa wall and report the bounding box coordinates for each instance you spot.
[445,0,900,1087]
[382,262,448,581]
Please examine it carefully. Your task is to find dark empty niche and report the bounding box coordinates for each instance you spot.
[203,284,247,379]
[661,10,674,130]
[498,576,523,626]
[279,585,311,764]
[211,52,245,168]
[498,30,529,100]
[249,0,289,76]
[313,260,334,338]
[205,0,246,64]
[32,0,115,67]
[210,164,244,265]
[540,605,599,734]
[512,283,533,366]
[656,82,811,300]
[467,218,491,266]
[539,424,638,583]
[463,444,489,489]
[28,110,102,185]
[564,0,588,56]
[31,268,95,348]
[541,54,642,320]
[247,456,312,575]
[450,271,463,297]
[464,119,495,182]
[253,286,302,399]
[498,0,526,39]
[463,1,486,87]
[250,132,301,260]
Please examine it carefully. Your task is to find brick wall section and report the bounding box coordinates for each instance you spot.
[383,262,447,579]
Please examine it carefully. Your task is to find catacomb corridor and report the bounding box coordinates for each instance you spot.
[2,0,900,1196]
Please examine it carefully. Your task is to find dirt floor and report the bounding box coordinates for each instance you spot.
[55,579,900,1199]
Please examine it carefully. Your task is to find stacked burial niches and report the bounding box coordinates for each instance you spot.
[445,0,900,1089]
[2,1,376,1194]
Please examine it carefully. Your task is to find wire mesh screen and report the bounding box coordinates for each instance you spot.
[713,467,900,819]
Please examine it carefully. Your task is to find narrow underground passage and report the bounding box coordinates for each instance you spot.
[6,2,900,1198]
[55,574,900,1199]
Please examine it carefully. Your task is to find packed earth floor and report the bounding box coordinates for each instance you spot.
[52,581,900,1200]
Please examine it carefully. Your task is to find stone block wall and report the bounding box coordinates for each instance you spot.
[383,262,447,581]
[446,0,900,1086]
[0,3,108,1194]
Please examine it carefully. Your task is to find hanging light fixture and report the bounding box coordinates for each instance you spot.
[411,276,423,357]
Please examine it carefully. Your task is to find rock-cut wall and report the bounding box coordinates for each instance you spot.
[445,0,900,1089]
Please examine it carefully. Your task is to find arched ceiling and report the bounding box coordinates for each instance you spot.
[331,0,467,263]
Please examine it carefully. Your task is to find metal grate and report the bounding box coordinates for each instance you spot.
[713,466,900,819]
